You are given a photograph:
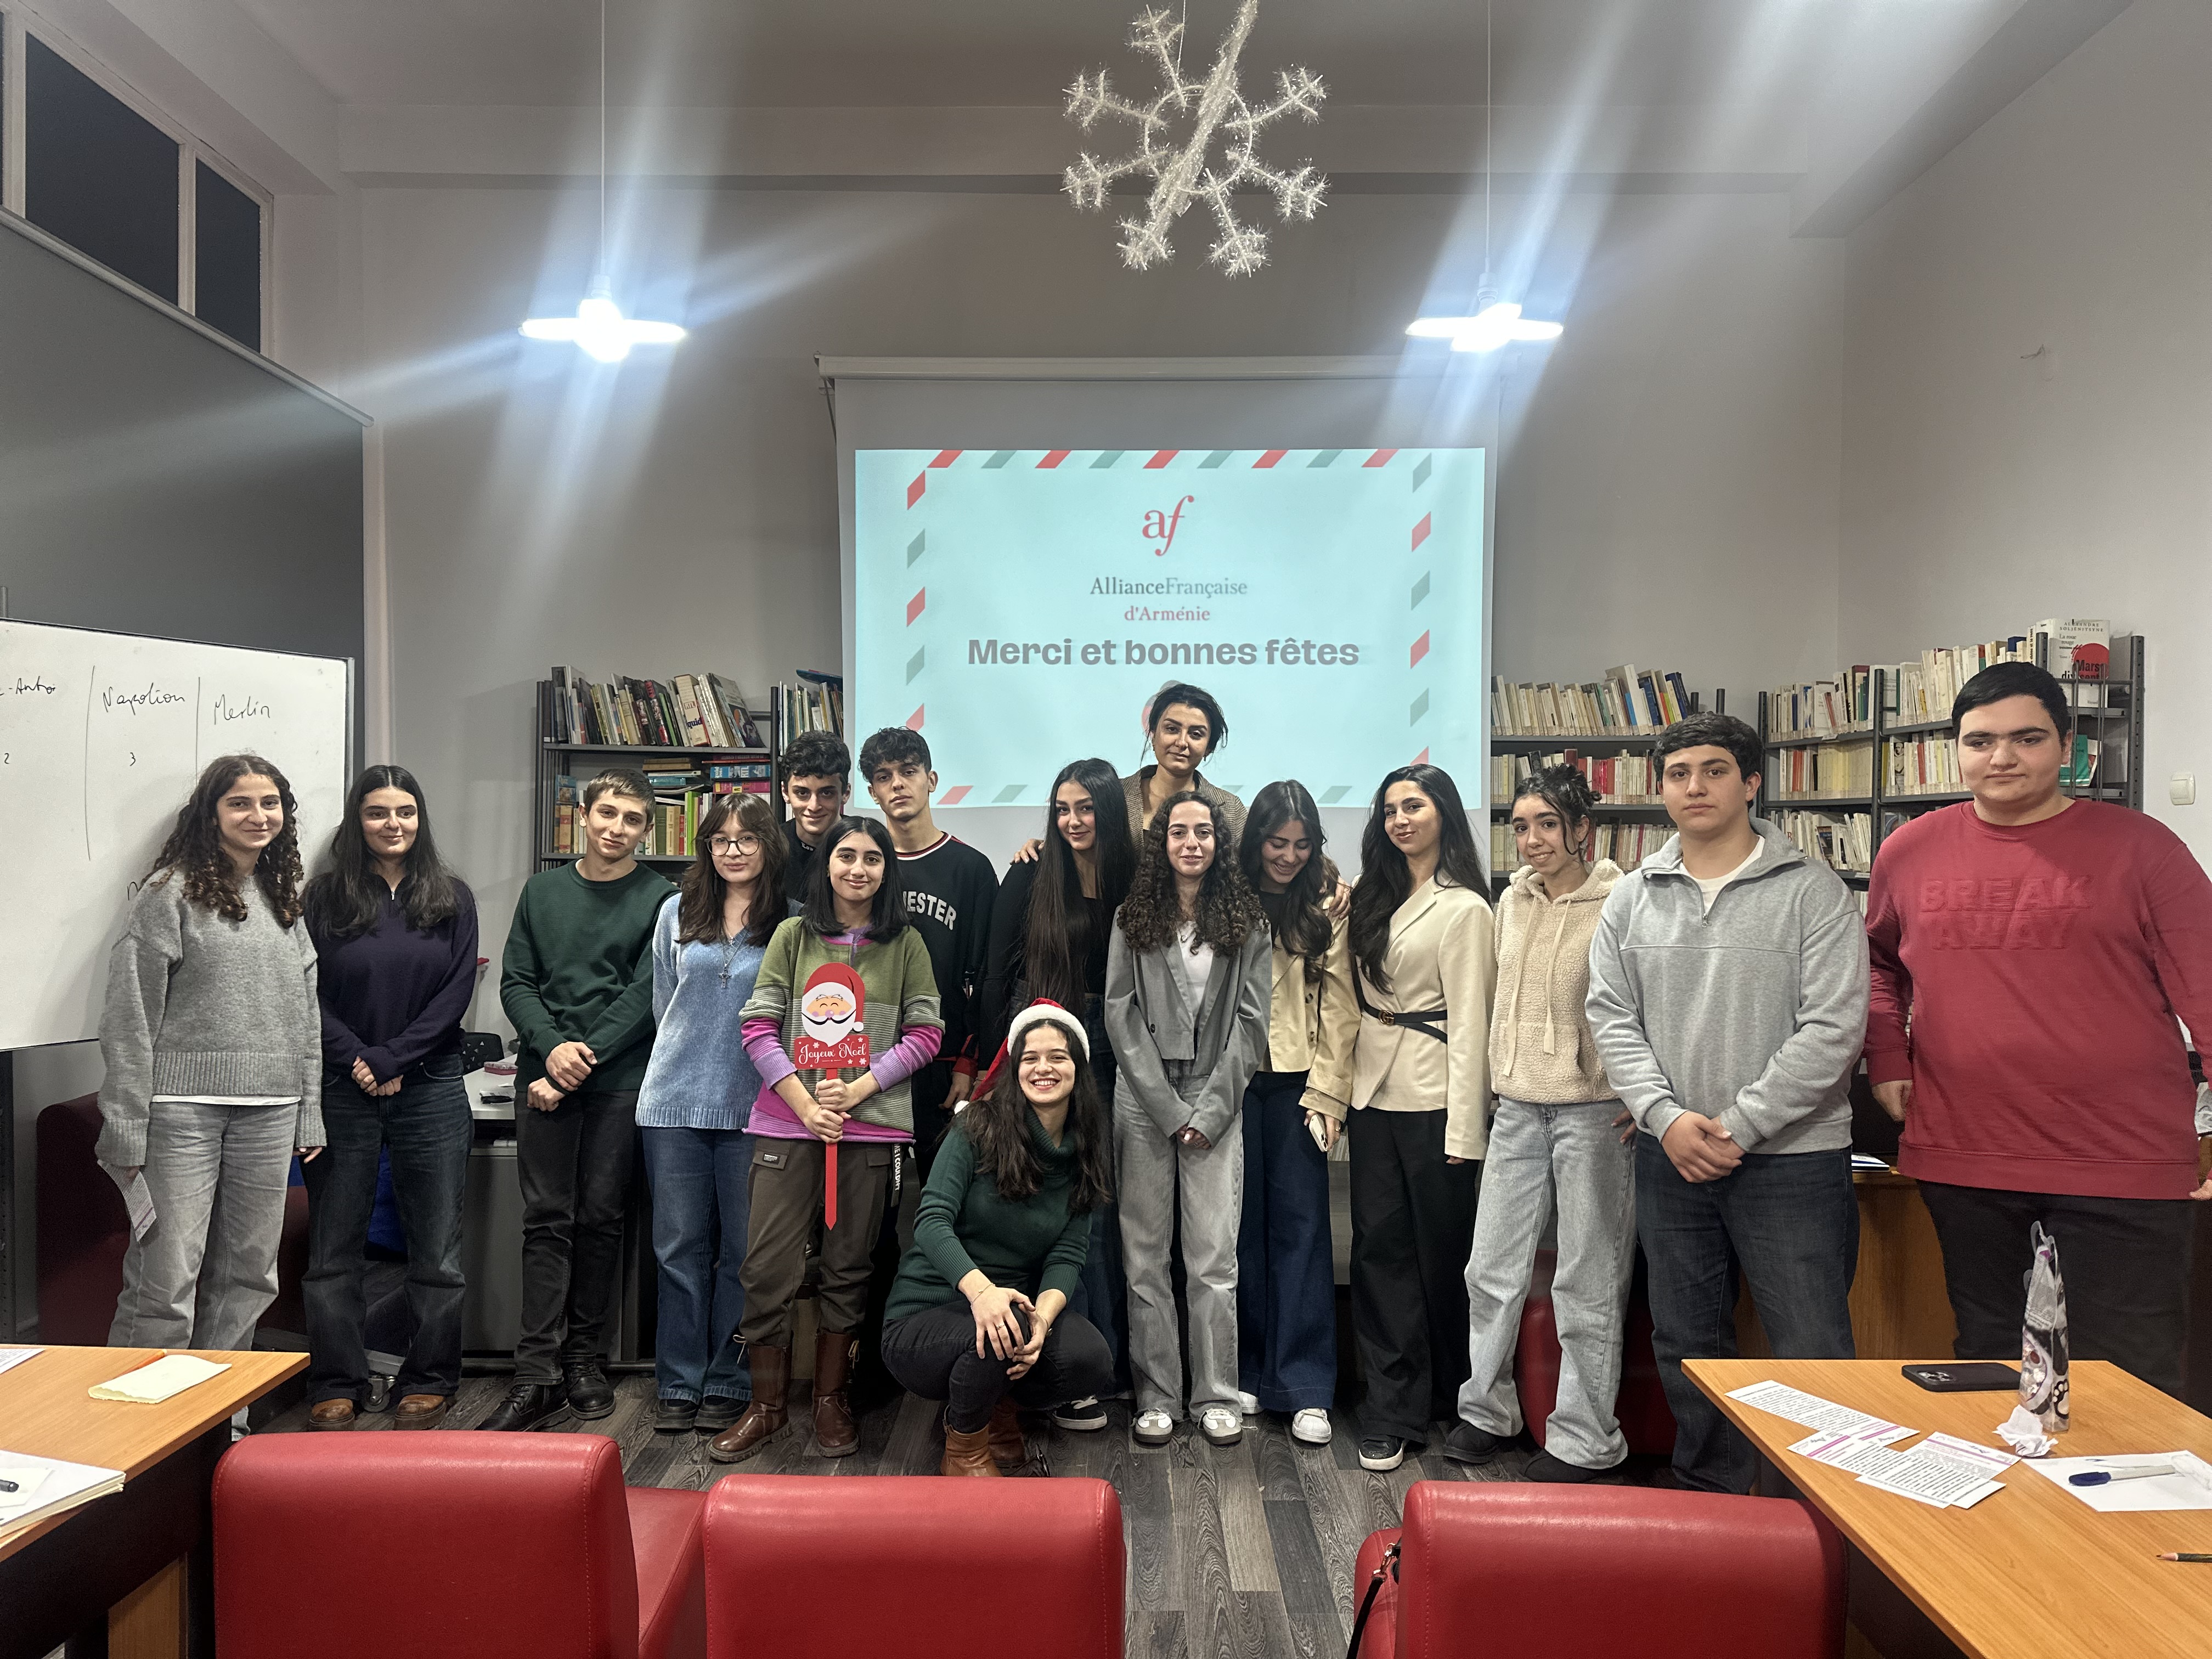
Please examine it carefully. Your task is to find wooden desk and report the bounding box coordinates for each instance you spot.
[1686,1358,2212,1659]
[0,1345,306,1659]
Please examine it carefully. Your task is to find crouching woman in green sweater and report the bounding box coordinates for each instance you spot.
[882,1000,1116,1476]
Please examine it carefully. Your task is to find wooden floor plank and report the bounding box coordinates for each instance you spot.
[1170,1434,1267,1659]
[1262,1498,1347,1658]
[1211,1436,1283,1594]
[1114,1426,1181,1612]
[1126,1609,1186,1659]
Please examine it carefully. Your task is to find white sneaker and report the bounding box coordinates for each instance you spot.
[1199,1407,1243,1446]
[1234,1391,1261,1415]
[1291,1408,1333,1446]
[1133,1408,1175,1446]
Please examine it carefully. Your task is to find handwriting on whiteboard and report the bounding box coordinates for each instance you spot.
[100,681,190,716]
[210,691,273,724]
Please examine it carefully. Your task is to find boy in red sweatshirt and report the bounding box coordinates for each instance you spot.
[1865,661,2212,1393]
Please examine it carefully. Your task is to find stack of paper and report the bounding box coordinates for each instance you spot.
[1793,1427,2015,1509]
[0,1453,126,1534]
[88,1353,230,1403]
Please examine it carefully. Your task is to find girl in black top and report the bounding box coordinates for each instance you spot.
[977,755,1138,1423]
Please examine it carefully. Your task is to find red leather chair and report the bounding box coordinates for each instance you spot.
[1350,1482,1844,1658]
[1513,1247,1677,1457]
[703,1474,1124,1659]
[213,1432,706,1659]
[37,1094,312,1343]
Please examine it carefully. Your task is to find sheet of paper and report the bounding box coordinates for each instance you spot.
[1921,1431,2018,1473]
[1858,1442,2014,1509]
[0,1346,42,1377]
[88,1353,229,1403]
[0,1452,124,1532]
[0,1466,52,1522]
[101,1161,155,1242]
[2023,1452,2212,1513]
[1790,1425,1921,1479]
[1727,1380,1898,1437]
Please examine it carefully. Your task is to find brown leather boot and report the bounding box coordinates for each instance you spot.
[708,1346,788,1463]
[988,1397,1026,1469]
[812,1330,859,1457]
[941,1423,1003,1477]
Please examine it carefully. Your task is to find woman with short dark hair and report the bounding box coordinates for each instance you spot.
[300,764,478,1430]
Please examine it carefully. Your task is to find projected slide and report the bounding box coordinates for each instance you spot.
[852,447,1483,808]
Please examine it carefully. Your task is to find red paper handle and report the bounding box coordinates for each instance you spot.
[823,1067,839,1230]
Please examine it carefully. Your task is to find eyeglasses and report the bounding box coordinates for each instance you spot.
[708,834,764,856]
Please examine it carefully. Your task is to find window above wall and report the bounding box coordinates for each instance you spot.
[1,10,271,352]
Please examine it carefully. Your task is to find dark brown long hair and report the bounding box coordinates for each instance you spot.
[147,753,305,927]
[960,1013,1112,1213]
[1116,789,1264,955]
[1348,764,1486,992]
[675,793,786,947]
[1023,757,1137,1007]
[306,764,464,939]
[1239,779,1332,981]
[801,816,907,943]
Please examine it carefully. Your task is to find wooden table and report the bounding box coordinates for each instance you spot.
[1686,1358,2212,1659]
[0,1345,306,1659]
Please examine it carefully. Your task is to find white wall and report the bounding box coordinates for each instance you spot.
[1840,0,2212,860]
[352,182,1844,1016]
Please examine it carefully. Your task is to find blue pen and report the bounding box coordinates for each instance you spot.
[2070,1464,2176,1487]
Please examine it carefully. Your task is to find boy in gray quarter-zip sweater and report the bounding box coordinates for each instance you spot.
[1585,812,1869,1494]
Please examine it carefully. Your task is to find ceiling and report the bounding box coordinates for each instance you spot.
[233,0,2008,113]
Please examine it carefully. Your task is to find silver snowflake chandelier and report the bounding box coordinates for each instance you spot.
[1063,1,1328,276]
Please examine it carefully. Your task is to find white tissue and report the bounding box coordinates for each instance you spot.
[1997,1404,2054,1458]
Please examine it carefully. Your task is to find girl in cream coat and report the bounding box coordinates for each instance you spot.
[1342,764,1496,1472]
[1443,765,1634,1481]
[1233,782,1359,1446]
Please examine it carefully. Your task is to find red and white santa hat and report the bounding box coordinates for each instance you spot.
[969,998,1091,1104]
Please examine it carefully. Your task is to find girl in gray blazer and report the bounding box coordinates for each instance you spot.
[1105,791,1271,1449]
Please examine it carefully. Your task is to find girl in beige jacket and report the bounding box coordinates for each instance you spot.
[1442,764,1634,1480]
[1233,782,1359,1446]
[1342,764,1496,1471]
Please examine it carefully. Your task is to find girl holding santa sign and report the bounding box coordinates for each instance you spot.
[709,816,944,1465]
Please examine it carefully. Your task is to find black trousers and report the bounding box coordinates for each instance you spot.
[1348,1106,1481,1443]
[1918,1181,2196,1396]
[513,1087,637,1384]
[881,1299,1115,1433]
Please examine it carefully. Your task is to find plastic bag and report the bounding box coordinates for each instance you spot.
[2018,1221,2069,1436]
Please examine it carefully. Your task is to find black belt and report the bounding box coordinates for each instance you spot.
[1353,976,1448,1046]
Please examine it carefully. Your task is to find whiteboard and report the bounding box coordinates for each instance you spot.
[0,620,351,1050]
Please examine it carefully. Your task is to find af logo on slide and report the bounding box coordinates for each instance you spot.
[1143,495,1195,556]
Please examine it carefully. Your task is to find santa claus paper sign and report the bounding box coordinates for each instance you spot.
[793,962,870,1073]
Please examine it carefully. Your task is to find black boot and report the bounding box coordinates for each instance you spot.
[563,1361,616,1420]
[479,1381,569,1433]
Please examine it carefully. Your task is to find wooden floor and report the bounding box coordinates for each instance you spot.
[264,1375,1664,1659]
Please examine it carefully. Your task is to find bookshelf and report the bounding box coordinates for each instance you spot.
[1488,670,1724,888]
[534,676,774,872]
[1757,633,2143,887]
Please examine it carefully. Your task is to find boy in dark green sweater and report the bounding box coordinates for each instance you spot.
[484,768,673,1432]
[879,1002,1117,1475]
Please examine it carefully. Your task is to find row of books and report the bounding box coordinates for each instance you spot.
[551,774,764,859]
[1489,751,1661,806]
[545,667,766,751]
[1765,669,1878,738]
[777,670,845,740]
[1491,665,1697,736]
[1885,737,1962,795]
[1773,809,1874,875]
[1491,818,1674,876]
[1767,741,1875,802]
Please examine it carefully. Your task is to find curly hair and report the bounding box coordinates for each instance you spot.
[149,753,306,927]
[1116,789,1264,955]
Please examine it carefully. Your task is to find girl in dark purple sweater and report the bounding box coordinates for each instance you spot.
[301,765,478,1430]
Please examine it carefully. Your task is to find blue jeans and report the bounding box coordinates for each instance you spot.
[1635,1135,1858,1492]
[1235,1070,1336,1412]
[303,1059,472,1403]
[1068,992,1128,1392]
[641,1126,754,1402]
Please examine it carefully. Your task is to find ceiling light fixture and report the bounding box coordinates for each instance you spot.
[520,0,685,363]
[1406,0,1562,353]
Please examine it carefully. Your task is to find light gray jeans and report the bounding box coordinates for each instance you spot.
[1118,1102,1244,1420]
[1458,1096,1637,1469]
[110,1101,296,1352]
